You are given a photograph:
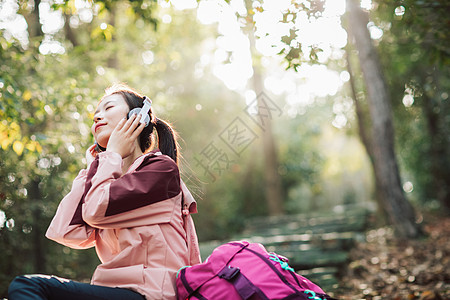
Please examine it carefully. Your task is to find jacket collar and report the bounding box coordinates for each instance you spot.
[126,149,162,174]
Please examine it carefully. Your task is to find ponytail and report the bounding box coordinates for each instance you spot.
[154,118,179,164]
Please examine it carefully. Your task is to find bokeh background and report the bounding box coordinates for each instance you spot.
[0,0,448,298]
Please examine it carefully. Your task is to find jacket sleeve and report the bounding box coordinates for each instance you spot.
[45,169,96,249]
[81,151,181,229]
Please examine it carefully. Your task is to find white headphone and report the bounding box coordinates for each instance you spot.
[127,96,152,127]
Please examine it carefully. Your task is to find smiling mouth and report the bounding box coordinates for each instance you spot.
[95,124,106,132]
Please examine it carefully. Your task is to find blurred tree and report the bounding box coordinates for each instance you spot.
[344,45,391,226]
[275,0,449,236]
[276,107,326,213]
[345,0,421,238]
[20,0,44,39]
[241,0,284,216]
[0,32,102,295]
[341,0,450,217]
[372,0,450,212]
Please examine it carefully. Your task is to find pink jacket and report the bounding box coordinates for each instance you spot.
[46,149,201,299]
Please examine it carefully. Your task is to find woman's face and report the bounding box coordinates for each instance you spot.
[91,94,129,147]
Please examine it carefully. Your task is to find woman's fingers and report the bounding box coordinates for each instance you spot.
[88,144,97,153]
[128,113,141,132]
[89,144,98,156]
[112,116,127,133]
[130,121,145,140]
[106,113,146,158]
[126,114,145,142]
[119,113,140,133]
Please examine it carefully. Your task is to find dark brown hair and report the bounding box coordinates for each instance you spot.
[103,84,179,164]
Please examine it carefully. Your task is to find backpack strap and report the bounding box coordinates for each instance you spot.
[223,244,334,300]
[218,265,269,300]
[217,265,326,300]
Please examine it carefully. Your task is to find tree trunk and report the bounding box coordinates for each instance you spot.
[421,71,450,211]
[107,2,119,69]
[23,0,44,39]
[64,12,79,47]
[346,0,422,238]
[244,0,283,215]
[345,47,387,224]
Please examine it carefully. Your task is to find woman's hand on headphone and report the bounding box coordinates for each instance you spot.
[106,113,145,158]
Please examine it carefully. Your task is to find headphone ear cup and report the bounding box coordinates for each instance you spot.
[128,107,141,119]
[128,108,150,127]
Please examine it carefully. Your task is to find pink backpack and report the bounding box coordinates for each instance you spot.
[176,241,335,300]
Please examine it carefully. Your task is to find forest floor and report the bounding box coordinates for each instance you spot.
[330,211,450,300]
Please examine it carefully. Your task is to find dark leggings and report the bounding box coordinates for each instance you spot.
[8,274,145,300]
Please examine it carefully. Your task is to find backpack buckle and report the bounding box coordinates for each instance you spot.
[218,265,240,280]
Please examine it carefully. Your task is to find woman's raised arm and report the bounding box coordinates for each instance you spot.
[46,169,96,249]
